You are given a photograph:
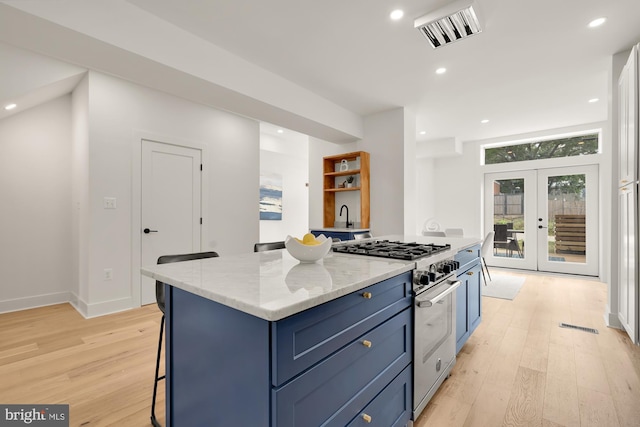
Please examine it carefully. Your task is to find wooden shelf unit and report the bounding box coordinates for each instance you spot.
[323,151,370,228]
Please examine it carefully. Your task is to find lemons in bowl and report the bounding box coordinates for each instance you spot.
[285,233,332,263]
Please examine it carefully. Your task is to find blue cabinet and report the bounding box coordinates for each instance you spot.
[165,271,413,427]
[455,245,482,354]
[310,229,370,241]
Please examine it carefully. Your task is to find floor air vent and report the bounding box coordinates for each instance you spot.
[559,322,599,334]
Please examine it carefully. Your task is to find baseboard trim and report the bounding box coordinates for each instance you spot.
[0,291,71,315]
[604,306,623,329]
[1,292,135,319]
[81,296,135,318]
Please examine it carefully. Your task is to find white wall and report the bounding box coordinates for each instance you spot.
[415,157,437,235]
[359,108,407,236]
[82,71,260,317]
[259,131,310,242]
[0,95,73,312]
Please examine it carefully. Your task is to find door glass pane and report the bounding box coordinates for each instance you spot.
[546,174,586,264]
[493,179,525,258]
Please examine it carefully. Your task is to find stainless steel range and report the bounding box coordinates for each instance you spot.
[333,239,461,420]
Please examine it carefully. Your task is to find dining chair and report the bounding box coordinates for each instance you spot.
[493,224,522,258]
[253,241,286,252]
[480,231,494,285]
[493,224,510,256]
[151,251,219,427]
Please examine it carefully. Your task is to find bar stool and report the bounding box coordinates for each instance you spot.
[151,251,219,427]
[253,241,285,252]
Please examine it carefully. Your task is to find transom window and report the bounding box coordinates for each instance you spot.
[484,132,599,165]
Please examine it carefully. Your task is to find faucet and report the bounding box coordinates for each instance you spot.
[340,204,353,228]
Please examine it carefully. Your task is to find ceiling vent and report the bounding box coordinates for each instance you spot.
[414,0,482,49]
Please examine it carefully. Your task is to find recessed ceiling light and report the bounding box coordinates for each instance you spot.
[390,9,404,20]
[435,67,447,74]
[588,98,599,103]
[4,103,16,110]
[481,119,489,124]
[588,17,606,28]
[277,129,284,134]
[419,131,426,135]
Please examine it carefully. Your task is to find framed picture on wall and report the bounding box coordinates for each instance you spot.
[259,172,283,220]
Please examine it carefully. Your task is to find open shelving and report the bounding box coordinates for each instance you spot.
[323,151,370,228]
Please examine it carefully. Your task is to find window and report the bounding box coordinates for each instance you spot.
[484,133,599,165]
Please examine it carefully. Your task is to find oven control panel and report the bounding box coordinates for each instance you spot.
[413,259,460,293]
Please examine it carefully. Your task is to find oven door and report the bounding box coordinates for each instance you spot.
[413,277,461,419]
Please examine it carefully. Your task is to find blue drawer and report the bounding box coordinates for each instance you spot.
[272,271,412,386]
[346,365,412,427]
[272,309,412,427]
[455,244,480,272]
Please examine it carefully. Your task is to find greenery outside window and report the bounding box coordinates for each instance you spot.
[484,133,599,165]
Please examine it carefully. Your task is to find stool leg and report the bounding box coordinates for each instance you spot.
[151,314,165,427]
[482,257,492,283]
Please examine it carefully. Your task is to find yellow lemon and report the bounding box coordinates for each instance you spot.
[302,233,320,245]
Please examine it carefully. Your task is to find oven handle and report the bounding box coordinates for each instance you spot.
[416,279,461,308]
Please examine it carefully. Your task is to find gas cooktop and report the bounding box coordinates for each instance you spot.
[332,240,451,261]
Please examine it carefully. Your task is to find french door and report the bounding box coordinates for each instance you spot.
[484,165,598,275]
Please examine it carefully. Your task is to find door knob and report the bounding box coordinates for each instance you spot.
[143,228,158,234]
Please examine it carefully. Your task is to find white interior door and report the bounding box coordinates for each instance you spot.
[484,165,599,276]
[537,165,598,275]
[141,139,202,305]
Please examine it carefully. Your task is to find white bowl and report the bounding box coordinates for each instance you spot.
[285,234,332,263]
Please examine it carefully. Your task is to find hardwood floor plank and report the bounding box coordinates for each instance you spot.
[542,343,580,427]
[483,326,528,390]
[461,382,511,427]
[418,394,472,427]
[578,386,621,427]
[574,350,611,394]
[502,366,546,426]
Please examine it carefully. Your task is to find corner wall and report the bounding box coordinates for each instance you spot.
[0,96,73,312]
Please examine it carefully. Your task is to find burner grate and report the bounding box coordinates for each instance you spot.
[333,240,451,260]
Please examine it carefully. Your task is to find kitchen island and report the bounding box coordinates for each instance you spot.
[141,235,479,426]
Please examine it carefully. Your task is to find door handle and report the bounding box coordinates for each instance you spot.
[538,225,547,229]
[416,280,461,307]
[143,228,158,234]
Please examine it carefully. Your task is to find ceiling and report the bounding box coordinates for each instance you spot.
[1,0,640,144]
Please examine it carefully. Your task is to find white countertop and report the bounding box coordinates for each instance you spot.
[140,235,480,321]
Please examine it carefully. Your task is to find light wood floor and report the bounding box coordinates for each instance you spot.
[1,272,639,427]
[418,270,640,427]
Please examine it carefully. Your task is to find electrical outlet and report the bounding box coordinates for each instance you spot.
[104,197,117,209]
[104,268,113,280]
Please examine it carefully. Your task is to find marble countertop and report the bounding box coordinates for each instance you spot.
[140,235,480,321]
